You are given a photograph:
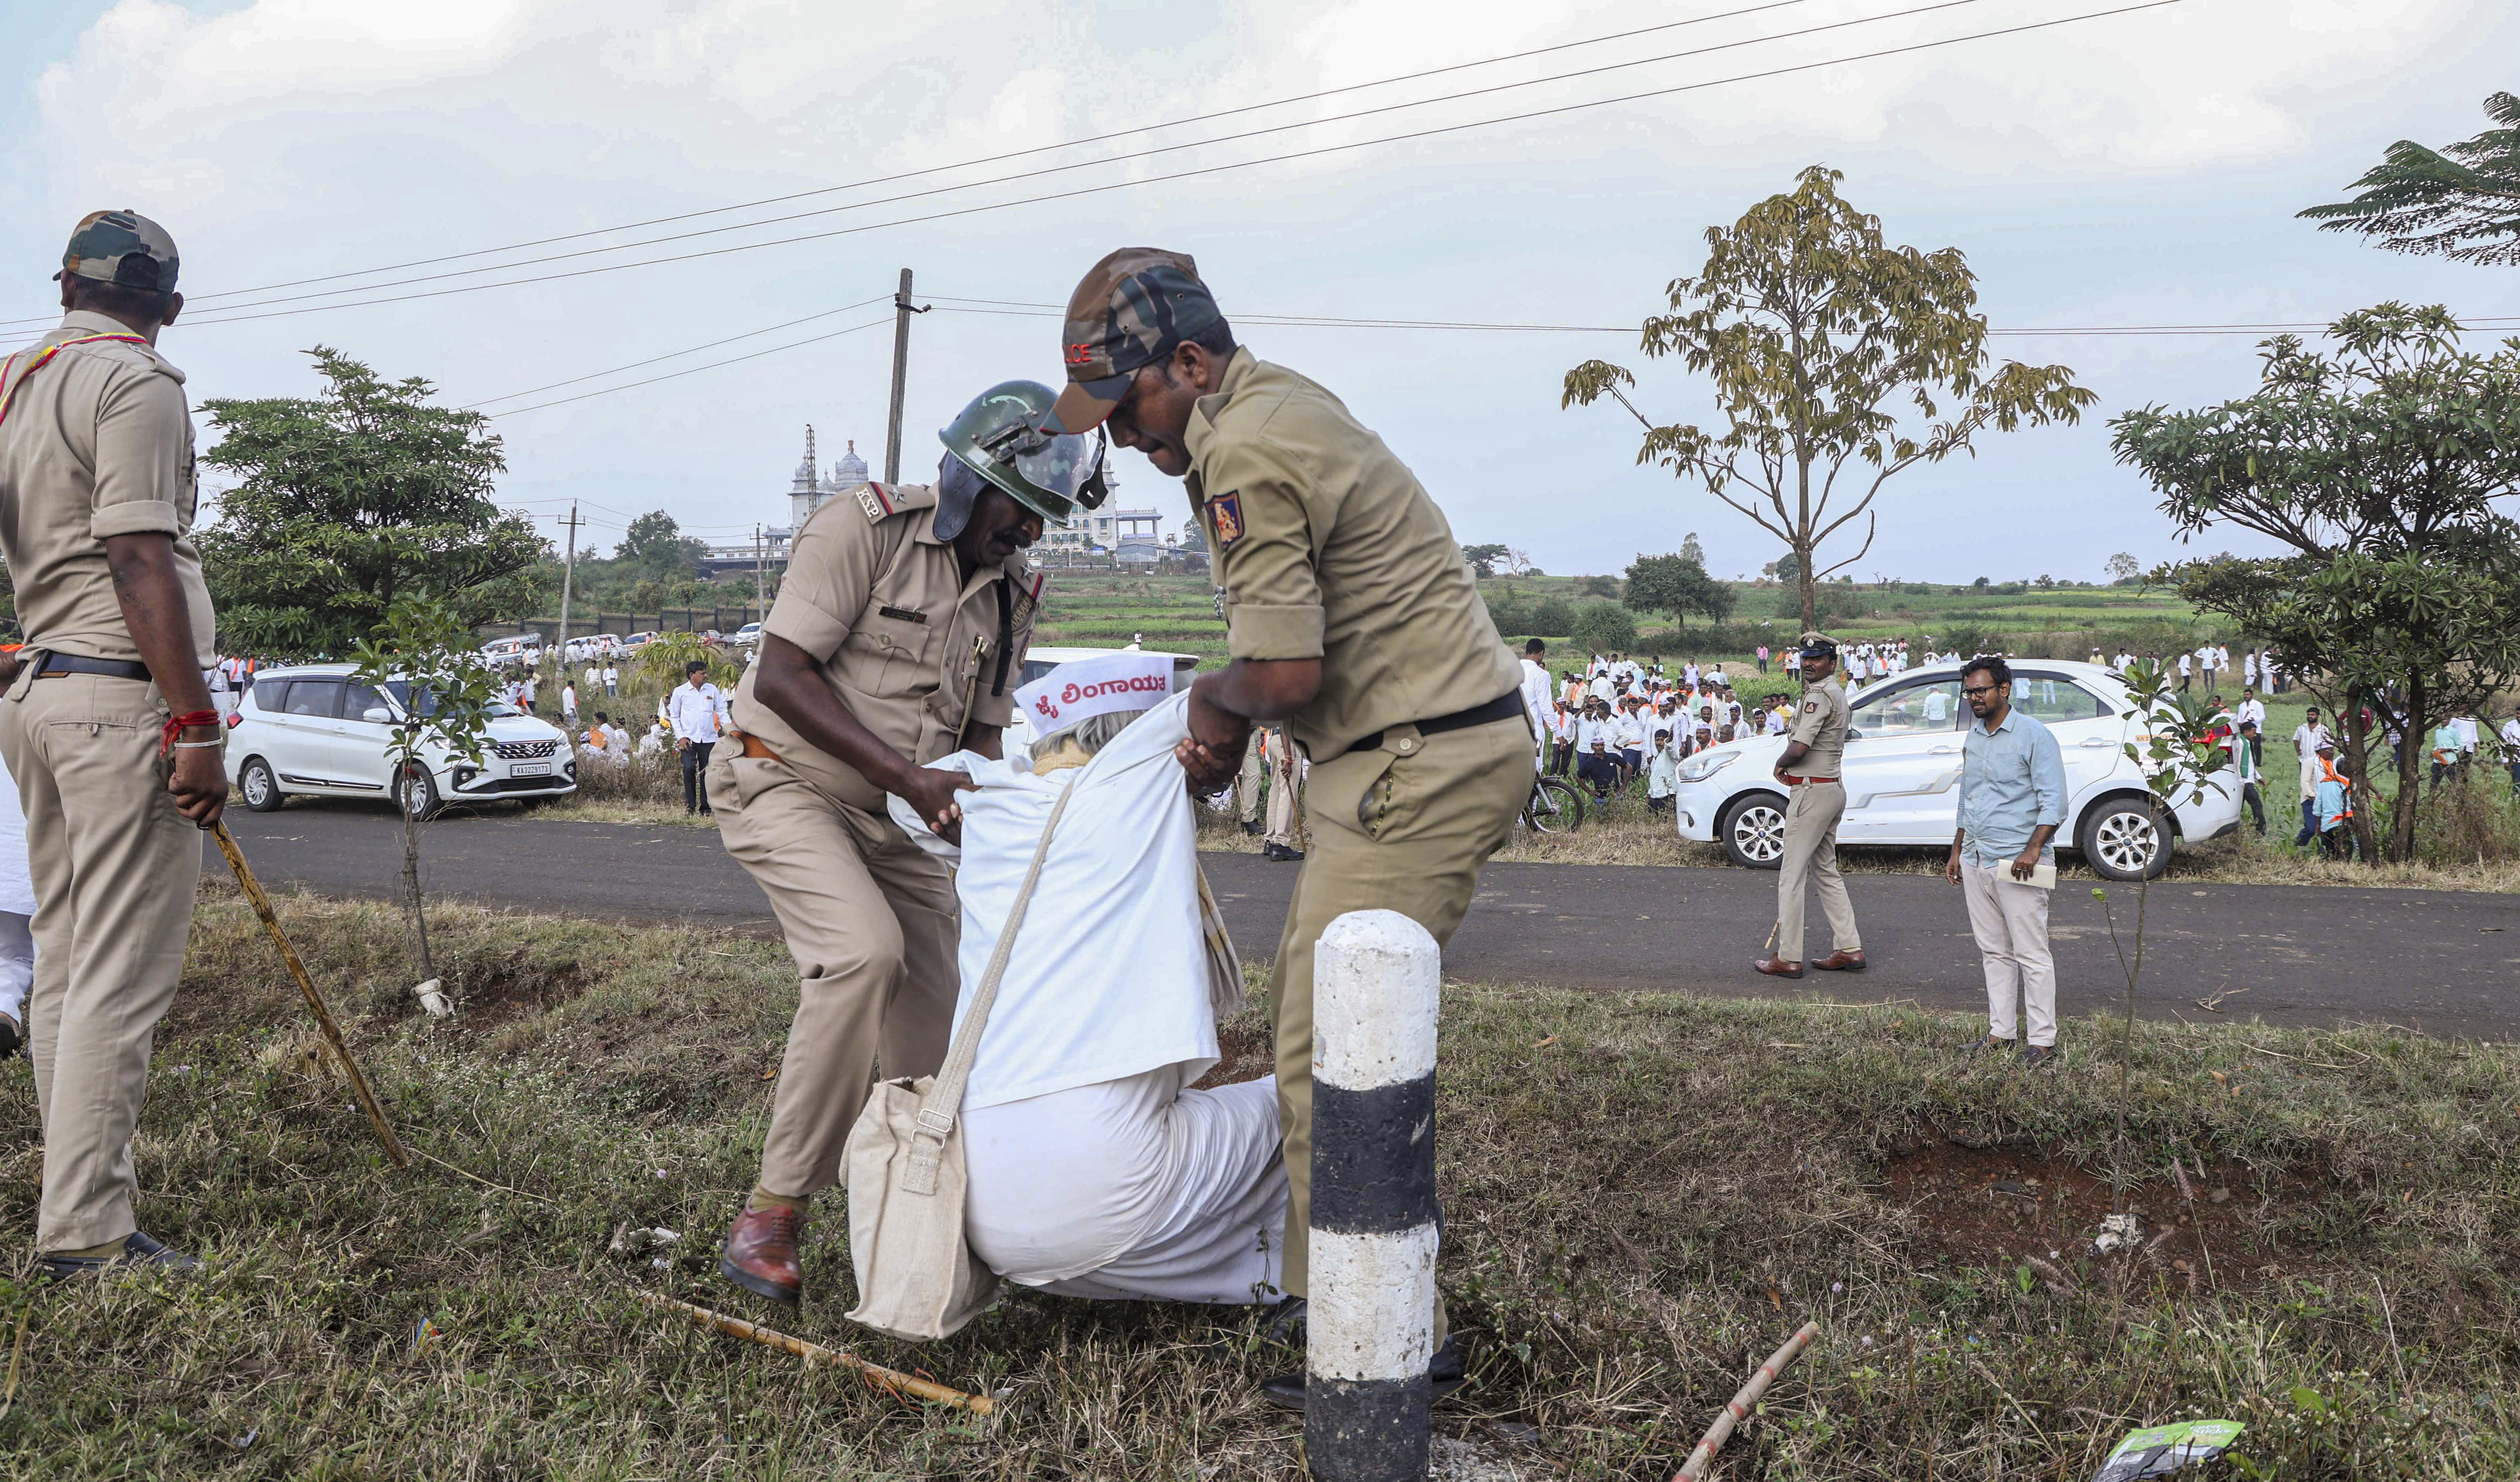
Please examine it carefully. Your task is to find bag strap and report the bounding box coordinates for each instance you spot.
[901,774,1076,1195]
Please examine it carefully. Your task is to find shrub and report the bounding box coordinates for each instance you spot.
[1571,602,1640,652]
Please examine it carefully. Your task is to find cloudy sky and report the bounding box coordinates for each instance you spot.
[6,0,2513,583]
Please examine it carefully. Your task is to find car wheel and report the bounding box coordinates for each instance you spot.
[395,764,444,822]
[1718,792,1790,870]
[239,756,285,812]
[2078,795,2170,881]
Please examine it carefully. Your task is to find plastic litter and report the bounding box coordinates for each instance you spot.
[2091,1419,2244,1480]
[2092,1212,2143,1255]
[413,1316,443,1353]
[413,977,453,1018]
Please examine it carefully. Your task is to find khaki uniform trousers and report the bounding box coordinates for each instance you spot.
[1776,781,1861,962]
[0,672,202,1254]
[707,746,958,1201]
[1268,714,1532,1338]
[1235,742,1265,826]
[1264,757,1303,850]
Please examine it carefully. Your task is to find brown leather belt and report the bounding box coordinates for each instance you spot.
[728,729,781,763]
[1782,775,1839,786]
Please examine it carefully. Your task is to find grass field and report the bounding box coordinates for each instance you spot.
[7,889,2513,1478]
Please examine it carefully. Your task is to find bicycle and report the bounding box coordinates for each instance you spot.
[1524,772,1587,833]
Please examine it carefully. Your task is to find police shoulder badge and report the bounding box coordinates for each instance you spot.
[857,483,897,521]
[1209,490,1245,550]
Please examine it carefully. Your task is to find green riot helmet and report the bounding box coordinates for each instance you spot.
[935,379,1111,538]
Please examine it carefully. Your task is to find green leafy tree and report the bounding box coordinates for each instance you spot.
[1679,531,1707,567]
[2111,305,2520,862]
[1622,552,1735,625]
[1460,542,1512,578]
[1764,551,1800,586]
[200,348,543,656]
[2300,91,2520,265]
[2105,551,2142,585]
[350,592,502,987]
[616,511,708,578]
[1570,602,1639,653]
[2092,659,2232,1216]
[1562,166,2097,634]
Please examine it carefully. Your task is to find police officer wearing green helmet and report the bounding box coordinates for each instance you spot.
[712,380,1104,1307]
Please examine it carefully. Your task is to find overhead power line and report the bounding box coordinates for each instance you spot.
[151,0,2002,325]
[19,0,2188,333]
[460,294,890,408]
[167,0,1824,308]
[484,314,894,418]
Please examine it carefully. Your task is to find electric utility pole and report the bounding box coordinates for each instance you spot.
[753,523,766,616]
[556,502,581,659]
[884,267,928,483]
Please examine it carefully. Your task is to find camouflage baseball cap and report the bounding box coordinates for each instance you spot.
[59,210,180,293]
[1050,247,1225,433]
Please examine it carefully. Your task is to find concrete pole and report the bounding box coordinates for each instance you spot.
[884,267,924,484]
[556,502,580,664]
[1307,909,1440,1482]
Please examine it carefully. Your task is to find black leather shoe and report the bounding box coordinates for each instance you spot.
[39,1230,200,1283]
[1963,1034,2014,1053]
[1258,1336,1467,1412]
[1262,1295,1307,1347]
[0,1013,18,1060]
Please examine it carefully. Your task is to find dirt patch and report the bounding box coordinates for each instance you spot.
[1882,1126,2324,1290]
[1190,1021,1275,1089]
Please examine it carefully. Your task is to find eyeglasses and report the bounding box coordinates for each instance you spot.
[1960,684,2003,697]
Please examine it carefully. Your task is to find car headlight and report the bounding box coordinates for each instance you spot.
[1680,750,1739,784]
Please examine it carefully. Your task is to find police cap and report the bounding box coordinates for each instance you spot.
[59,210,179,293]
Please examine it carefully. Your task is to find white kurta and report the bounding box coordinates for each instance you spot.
[890,693,1286,1304]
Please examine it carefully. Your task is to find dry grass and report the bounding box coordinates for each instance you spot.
[1,888,2513,1477]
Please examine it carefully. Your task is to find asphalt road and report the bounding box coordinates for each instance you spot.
[216,803,2520,1038]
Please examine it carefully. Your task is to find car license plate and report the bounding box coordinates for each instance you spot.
[511,761,552,777]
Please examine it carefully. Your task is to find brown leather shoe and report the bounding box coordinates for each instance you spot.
[1751,956,1804,979]
[719,1205,805,1306]
[1811,951,1868,973]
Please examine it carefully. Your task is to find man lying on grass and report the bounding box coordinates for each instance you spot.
[890,653,1287,1304]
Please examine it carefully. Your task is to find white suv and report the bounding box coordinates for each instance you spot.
[1668,659,2240,881]
[226,663,578,818]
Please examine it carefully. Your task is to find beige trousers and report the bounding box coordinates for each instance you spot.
[707,746,958,1200]
[1235,741,1266,825]
[0,671,203,1254]
[1962,862,2056,1046]
[1776,781,1860,962]
[1268,713,1533,1336]
[1264,756,1303,850]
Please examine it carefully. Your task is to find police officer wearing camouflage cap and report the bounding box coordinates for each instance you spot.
[709,380,1091,1308]
[1051,247,1527,1410]
[0,211,225,1281]
[1752,635,1867,979]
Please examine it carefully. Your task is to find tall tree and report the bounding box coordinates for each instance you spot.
[2111,305,2520,861]
[616,510,708,577]
[2299,91,2520,266]
[1460,542,1512,579]
[1563,166,2095,632]
[1623,552,1734,626]
[200,348,543,655]
[1679,530,1707,567]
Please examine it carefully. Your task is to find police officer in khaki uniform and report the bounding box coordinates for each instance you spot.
[1050,248,1527,1408]
[712,380,1101,1305]
[1753,635,1867,978]
[0,211,226,1280]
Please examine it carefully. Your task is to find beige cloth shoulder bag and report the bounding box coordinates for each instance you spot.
[842,778,1075,1342]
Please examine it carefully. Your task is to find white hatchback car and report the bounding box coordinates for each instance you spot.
[1668,659,2240,881]
[227,663,579,818]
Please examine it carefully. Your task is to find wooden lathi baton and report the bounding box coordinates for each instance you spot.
[1674,1320,1819,1481]
[209,820,409,1168]
[634,1291,994,1413]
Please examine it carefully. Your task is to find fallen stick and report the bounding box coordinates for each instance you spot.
[634,1291,993,1413]
[1674,1320,1818,1481]
[210,821,408,1168]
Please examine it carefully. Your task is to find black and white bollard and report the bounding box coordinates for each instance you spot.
[1307,909,1440,1482]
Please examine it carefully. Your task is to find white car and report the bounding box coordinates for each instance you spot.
[1668,659,2240,881]
[1004,644,1200,759]
[732,622,763,648]
[227,662,579,818]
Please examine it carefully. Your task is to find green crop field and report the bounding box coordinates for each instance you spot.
[1028,569,2221,671]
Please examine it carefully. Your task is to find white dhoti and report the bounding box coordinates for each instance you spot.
[965,1067,1287,1304]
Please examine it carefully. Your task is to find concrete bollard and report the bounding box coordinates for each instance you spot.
[1307,909,1441,1482]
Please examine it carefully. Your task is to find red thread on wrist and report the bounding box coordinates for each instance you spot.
[162,709,219,756]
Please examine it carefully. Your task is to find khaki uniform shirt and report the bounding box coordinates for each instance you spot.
[729,481,1041,812]
[0,311,217,668]
[1183,349,1517,758]
[1788,677,1852,778]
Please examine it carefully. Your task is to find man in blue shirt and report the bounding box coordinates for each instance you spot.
[1944,655,2067,1068]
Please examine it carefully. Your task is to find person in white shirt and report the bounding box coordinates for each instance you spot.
[667,660,727,816]
[1646,728,1682,812]
[1574,701,1619,798]
[1613,701,1648,787]
[2499,712,2520,791]
[1516,640,1554,772]
[561,681,579,726]
[2176,651,2192,690]
[2233,687,2265,734]
[637,723,668,759]
[584,662,601,694]
[1589,670,1615,705]
[602,662,620,696]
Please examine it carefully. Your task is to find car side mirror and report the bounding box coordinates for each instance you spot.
[362,707,392,723]
[1846,729,1864,742]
